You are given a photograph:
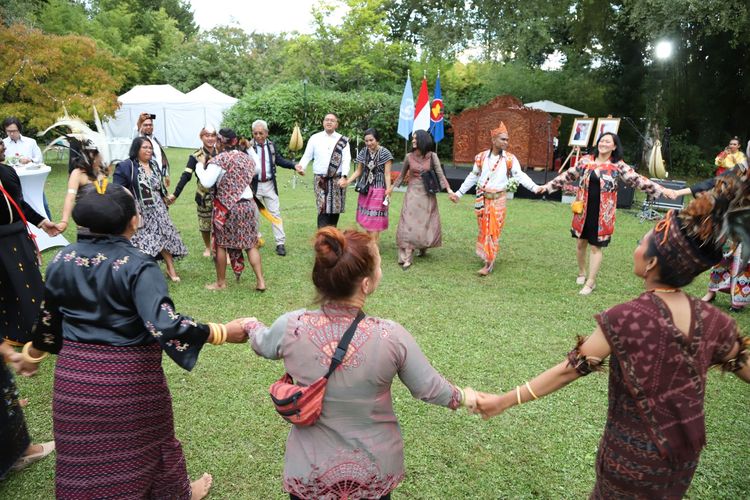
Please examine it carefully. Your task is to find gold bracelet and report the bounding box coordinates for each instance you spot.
[525,382,539,400]
[21,342,48,364]
[208,323,220,345]
[515,385,522,406]
[458,387,466,406]
[219,324,228,345]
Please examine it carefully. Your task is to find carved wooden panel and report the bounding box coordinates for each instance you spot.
[450,95,560,169]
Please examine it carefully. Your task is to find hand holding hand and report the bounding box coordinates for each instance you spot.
[8,351,39,377]
[462,387,478,411]
[474,391,507,420]
[40,220,60,237]
[166,194,176,205]
[294,164,305,176]
[223,318,250,343]
[337,177,348,188]
[55,221,69,234]
[535,185,546,195]
[449,192,459,203]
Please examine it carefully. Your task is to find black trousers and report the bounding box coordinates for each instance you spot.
[317,213,340,228]
[291,494,391,500]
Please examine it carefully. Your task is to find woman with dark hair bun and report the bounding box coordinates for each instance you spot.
[243,227,476,499]
[387,130,455,269]
[540,132,665,294]
[14,183,250,499]
[345,128,394,241]
[114,136,187,282]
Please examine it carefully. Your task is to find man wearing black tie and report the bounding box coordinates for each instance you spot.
[250,119,296,256]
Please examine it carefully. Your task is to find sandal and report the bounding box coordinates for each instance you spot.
[579,282,596,295]
[12,441,55,471]
[576,275,586,285]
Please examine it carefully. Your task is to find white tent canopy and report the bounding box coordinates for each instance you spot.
[102,83,238,150]
[524,100,586,116]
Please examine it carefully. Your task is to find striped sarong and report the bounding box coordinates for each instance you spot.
[474,191,507,268]
[54,341,191,499]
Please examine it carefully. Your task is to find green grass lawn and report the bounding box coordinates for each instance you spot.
[2,148,748,499]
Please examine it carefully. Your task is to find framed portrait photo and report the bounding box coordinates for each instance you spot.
[569,117,594,147]
[593,117,621,145]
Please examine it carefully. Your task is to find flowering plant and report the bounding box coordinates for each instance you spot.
[506,177,519,193]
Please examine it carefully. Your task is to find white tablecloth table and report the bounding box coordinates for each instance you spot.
[16,164,69,251]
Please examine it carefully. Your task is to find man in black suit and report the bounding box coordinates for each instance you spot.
[250,119,296,256]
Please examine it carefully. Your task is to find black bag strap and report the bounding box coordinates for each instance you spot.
[325,310,365,378]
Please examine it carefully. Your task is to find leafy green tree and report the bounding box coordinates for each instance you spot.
[159,28,290,96]
[36,0,187,86]
[283,0,414,92]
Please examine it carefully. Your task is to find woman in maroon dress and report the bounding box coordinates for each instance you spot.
[475,174,750,498]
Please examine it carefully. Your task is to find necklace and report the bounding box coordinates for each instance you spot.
[649,288,681,293]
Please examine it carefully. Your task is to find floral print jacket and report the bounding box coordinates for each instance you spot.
[32,235,209,370]
[544,155,663,242]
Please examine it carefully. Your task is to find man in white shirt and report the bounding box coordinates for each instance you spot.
[137,113,170,187]
[3,117,43,165]
[3,116,50,217]
[450,122,541,276]
[295,113,351,228]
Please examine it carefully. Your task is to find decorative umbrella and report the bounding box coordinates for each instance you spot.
[524,100,586,116]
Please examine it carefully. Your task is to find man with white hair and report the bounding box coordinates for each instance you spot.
[249,119,296,256]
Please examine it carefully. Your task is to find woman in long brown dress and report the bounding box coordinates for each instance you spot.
[475,174,750,498]
[387,130,455,269]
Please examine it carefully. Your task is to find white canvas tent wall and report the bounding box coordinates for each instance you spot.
[103,83,238,149]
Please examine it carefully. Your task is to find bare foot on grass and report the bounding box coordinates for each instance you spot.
[190,473,212,500]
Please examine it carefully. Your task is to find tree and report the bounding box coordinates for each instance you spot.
[0,22,131,131]
[158,28,291,97]
[35,0,187,86]
[282,0,414,92]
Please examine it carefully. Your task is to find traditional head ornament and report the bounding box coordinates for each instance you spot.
[491,122,508,138]
[201,125,217,137]
[652,170,750,280]
[218,127,238,143]
[137,112,153,129]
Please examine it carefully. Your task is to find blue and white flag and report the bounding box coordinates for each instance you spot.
[397,74,414,140]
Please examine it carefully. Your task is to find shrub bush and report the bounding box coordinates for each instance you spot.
[223,83,404,160]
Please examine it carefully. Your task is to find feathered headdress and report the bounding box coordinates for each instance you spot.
[654,167,750,279]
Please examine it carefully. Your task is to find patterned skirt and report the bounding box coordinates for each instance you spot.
[474,192,507,266]
[708,244,750,308]
[131,197,188,260]
[0,221,44,345]
[0,360,30,478]
[396,179,442,250]
[53,341,191,499]
[314,175,346,214]
[356,187,389,232]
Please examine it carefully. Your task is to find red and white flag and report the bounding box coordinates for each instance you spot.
[413,77,430,131]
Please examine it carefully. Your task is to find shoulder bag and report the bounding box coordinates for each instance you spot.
[421,153,441,194]
[269,310,365,426]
